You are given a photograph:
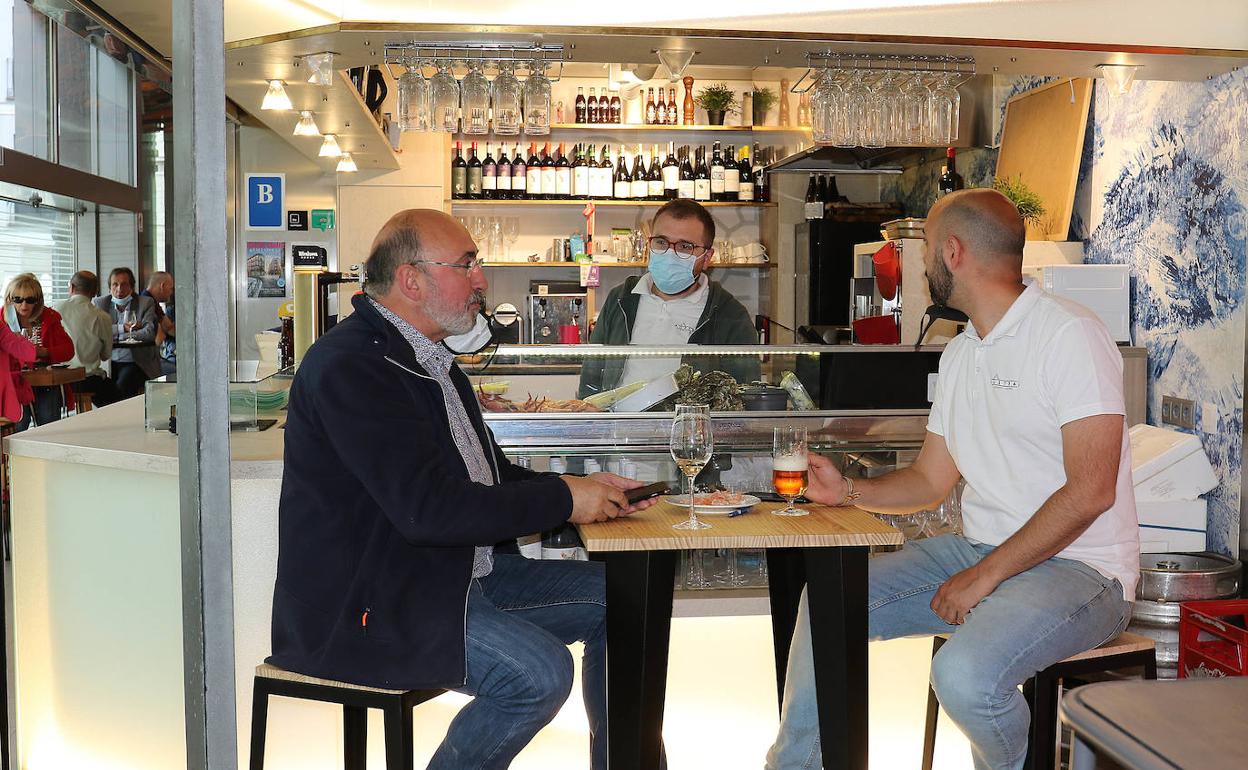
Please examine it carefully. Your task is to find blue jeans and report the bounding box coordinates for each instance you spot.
[427,553,607,770]
[766,535,1131,770]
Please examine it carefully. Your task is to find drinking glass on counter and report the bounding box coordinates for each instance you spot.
[119,308,135,342]
[670,404,713,531]
[772,426,809,516]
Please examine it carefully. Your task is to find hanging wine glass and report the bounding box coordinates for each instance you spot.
[877,61,908,146]
[900,60,929,146]
[492,60,523,135]
[810,68,842,146]
[461,59,491,135]
[397,59,430,133]
[841,62,871,148]
[929,59,963,144]
[430,60,460,133]
[860,62,886,148]
[523,59,552,136]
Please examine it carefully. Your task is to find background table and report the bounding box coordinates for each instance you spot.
[19,365,85,388]
[577,499,902,769]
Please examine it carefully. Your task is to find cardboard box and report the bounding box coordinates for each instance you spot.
[1136,498,1208,530]
[1139,526,1207,554]
[1129,424,1218,501]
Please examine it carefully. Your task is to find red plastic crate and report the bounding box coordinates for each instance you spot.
[1178,599,1248,678]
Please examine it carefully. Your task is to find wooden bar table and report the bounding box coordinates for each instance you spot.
[577,499,903,770]
[20,365,85,388]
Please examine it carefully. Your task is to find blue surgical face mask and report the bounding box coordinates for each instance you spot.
[648,249,696,295]
[111,294,133,307]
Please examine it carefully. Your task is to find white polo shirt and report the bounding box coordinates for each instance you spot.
[617,273,710,386]
[928,282,1140,599]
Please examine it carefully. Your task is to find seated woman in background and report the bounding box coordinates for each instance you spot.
[4,273,75,429]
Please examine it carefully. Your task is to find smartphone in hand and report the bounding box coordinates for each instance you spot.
[625,481,670,505]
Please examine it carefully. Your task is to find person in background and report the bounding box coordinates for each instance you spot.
[766,189,1139,770]
[577,198,759,400]
[56,271,120,408]
[0,323,37,424]
[4,273,75,429]
[94,267,160,398]
[272,209,655,770]
[141,271,176,376]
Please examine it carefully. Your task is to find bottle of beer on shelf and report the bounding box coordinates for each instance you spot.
[678,146,695,199]
[754,143,769,203]
[540,143,557,200]
[828,174,847,203]
[667,88,679,125]
[816,175,828,207]
[575,87,587,124]
[451,141,467,199]
[631,145,648,199]
[709,141,726,201]
[555,143,572,199]
[466,142,483,199]
[573,144,590,199]
[645,88,657,125]
[587,87,598,124]
[512,143,527,200]
[481,144,497,200]
[804,173,822,219]
[938,147,964,198]
[496,144,512,199]
[614,146,632,200]
[693,146,711,202]
[655,88,667,125]
[723,144,740,201]
[647,144,665,200]
[662,142,680,200]
[736,146,755,202]
[609,90,622,123]
[525,143,542,200]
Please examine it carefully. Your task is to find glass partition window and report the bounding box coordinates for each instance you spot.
[0,0,52,159]
[0,194,75,304]
[56,25,134,184]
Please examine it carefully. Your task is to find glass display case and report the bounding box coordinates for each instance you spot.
[144,362,294,432]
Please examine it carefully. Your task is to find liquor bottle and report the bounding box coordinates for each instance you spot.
[723,144,740,201]
[541,523,586,561]
[512,144,527,200]
[526,143,542,200]
[709,141,726,201]
[667,87,679,126]
[573,144,589,199]
[804,173,822,219]
[575,87,587,124]
[677,146,695,199]
[816,175,828,206]
[655,88,666,125]
[938,147,964,197]
[647,143,664,200]
[828,174,846,203]
[614,146,632,200]
[451,141,467,199]
[736,146,755,202]
[662,142,679,200]
[466,142,483,199]
[693,146,711,202]
[587,87,599,124]
[645,88,657,125]
[540,143,557,200]
[754,143,769,203]
[555,143,572,199]
[609,91,622,123]
[496,144,512,199]
[630,145,648,199]
[481,144,497,200]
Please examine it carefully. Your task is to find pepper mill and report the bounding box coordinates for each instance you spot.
[683,76,695,125]
[779,78,791,127]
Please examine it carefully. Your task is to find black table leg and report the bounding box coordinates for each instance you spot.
[600,550,677,770]
[765,548,806,711]
[804,546,870,770]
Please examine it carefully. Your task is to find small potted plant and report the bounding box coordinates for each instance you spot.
[992,175,1047,227]
[695,83,739,125]
[751,87,777,126]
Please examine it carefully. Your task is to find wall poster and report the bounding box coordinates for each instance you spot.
[245,241,287,298]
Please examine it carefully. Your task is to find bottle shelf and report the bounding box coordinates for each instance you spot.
[455,124,812,135]
[449,199,775,208]
[481,260,775,269]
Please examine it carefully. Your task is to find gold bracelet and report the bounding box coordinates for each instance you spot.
[837,477,862,507]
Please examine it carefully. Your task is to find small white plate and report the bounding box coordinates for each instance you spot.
[664,494,760,515]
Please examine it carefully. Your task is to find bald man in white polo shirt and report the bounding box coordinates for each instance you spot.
[767,189,1139,770]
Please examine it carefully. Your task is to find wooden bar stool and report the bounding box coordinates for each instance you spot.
[72,392,93,414]
[249,663,444,770]
[920,631,1157,770]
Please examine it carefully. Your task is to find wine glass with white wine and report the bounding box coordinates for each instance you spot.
[772,426,810,516]
[670,404,713,530]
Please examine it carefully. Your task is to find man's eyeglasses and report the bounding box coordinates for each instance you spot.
[409,257,485,273]
[7,296,39,305]
[648,235,710,259]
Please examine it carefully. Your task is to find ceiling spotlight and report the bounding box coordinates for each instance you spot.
[336,152,358,173]
[293,111,320,137]
[1097,64,1139,96]
[305,52,336,87]
[261,79,293,111]
[318,133,342,157]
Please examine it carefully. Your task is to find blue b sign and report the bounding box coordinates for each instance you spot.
[245,173,285,230]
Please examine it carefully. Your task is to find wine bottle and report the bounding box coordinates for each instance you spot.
[939,147,964,197]
[754,143,769,203]
[572,144,589,199]
[804,173,822,219]
[693,146,711,202]
[587,87,599,124]
[736,146,754,202]
[466,142,483,199]
[668,87,679,126]
[662,142,679,200]
[816,175,829,206]
[645,88,657,125]
[496,144,512,199]
[609,91,622,124]
[481,144,497,200]
[526,143,542,200]
[541,143,557,200]
[575,87,587,124]
[677,146,695,199]
[512,144,527,200]
[451,141,467,199]
[555,143,572,199]
[614,146,632,200]
[631,145,648,199]
[710,141,726,202]
[829,174,847,203]
[723,144,740,201]
[647,144,664,200]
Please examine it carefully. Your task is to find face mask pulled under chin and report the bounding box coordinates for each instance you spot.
[442,312,494,354]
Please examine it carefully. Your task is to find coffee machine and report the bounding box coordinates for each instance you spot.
[526,281,588,344]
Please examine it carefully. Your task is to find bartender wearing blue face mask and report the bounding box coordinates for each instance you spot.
[93,267,161,398]
[577,199,759,399]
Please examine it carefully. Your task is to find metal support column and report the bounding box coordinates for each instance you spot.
[173,0,237,768]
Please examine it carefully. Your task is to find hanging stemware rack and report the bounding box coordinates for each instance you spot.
[382,42,566,81]
[791,53,976,93]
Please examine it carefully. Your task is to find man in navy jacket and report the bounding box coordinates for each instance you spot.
[271,209,650,769]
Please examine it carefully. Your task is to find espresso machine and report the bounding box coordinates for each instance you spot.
[526,281,588,344]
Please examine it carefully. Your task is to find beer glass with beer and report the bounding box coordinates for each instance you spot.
[772,426,809,516]
[670,404,713,530]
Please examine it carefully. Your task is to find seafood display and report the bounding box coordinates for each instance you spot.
[659,365,744,411]
[477,387,602,413]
